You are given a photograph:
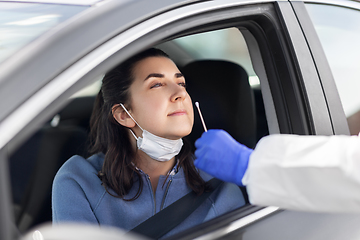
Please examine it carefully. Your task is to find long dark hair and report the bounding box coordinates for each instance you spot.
[89,48,206,200]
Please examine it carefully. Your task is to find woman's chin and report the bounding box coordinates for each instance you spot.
[166,130,192,140]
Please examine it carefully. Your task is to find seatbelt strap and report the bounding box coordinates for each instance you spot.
[130,178,223,239]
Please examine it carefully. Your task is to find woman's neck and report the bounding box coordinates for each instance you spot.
[134,151,176,193]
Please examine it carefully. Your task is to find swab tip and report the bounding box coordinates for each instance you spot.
[195,102,199,107]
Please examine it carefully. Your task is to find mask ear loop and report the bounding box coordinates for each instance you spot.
[119,103,143,140]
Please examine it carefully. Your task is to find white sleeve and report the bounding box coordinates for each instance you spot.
[242,134,360,212]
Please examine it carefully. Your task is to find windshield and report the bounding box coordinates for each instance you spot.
[0,2,87,63]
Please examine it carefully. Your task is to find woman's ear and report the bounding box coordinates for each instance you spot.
[112,104,136,128]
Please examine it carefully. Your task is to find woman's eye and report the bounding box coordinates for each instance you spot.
[150,82,163,89]
[178,82,186,88]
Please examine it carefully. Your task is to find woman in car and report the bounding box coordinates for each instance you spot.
[52,48,245,238]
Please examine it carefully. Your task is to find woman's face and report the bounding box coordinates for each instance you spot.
[128,56,194,140]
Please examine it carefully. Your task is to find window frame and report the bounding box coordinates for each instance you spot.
[291,0,351,135]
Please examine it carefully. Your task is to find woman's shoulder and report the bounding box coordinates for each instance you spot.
[197,169,245,203]
[54,153,104,185]
[60,153,103,173]
[208,179,246,214]
[52,153,107,220]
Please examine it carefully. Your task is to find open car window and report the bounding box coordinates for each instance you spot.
[9,25,265,235]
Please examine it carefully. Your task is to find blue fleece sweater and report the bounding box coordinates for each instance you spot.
[52,153,245,238]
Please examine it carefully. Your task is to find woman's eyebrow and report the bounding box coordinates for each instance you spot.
[175,73,184,78]
[144,73,164,81]
[144,72,184,81]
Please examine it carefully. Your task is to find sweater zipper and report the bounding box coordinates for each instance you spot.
[160,179,172,211]
[146,175,157,215]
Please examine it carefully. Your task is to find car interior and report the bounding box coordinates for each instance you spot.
[8,27,269,234]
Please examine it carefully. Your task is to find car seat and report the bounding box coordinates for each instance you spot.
[9,96,95,233]
[182,60,257,150]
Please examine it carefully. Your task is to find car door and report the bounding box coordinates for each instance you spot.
[0,0,357,239]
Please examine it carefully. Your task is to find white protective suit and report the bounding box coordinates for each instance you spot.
[242,134,360,213]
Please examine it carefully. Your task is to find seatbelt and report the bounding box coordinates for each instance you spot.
[130,178,223,239]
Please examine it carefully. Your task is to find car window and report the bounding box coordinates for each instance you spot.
[305,2,360,135]
[171,28,260,87]
[0,2,87,63]
[9,25,268,235]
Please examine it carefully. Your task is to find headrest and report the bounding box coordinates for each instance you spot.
[183,60,257,148]
[56,96,95,129]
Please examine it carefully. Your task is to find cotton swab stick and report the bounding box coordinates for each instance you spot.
[195,102,207,132]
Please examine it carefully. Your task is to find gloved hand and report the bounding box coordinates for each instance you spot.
[194,129,253,186]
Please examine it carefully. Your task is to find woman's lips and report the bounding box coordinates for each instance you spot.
[168,109,187,116]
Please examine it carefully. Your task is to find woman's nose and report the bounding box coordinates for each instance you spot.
[170,84,187,102]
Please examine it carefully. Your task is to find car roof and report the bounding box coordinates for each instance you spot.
[0,0,105,6]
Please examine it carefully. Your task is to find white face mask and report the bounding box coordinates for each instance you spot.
[119,104,183,162]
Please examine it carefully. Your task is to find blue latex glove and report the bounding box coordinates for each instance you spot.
[194,129,253,186]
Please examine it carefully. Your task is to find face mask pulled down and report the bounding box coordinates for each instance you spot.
[120,104,183,162]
